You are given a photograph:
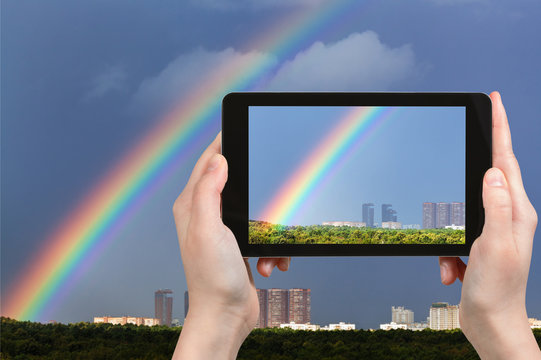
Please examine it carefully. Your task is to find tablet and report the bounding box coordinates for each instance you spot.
[222,92,491,256]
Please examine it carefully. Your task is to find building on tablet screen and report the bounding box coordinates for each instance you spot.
[362,203,375,228]
[322,221,366,228]
[381,221,402,230]
[451,202,466,226]
[423,202,465,229]
[381,204,397,222]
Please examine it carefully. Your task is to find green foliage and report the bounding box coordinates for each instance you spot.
[0,317,179,360]
[249,221,465,245]
[2,317,540,359]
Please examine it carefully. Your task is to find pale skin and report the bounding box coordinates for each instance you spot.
[172,92,539,359]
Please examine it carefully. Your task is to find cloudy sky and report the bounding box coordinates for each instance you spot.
[2,0,541,328]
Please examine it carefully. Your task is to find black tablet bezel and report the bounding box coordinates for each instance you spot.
[222,92,492,257]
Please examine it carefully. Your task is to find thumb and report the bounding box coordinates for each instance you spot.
[191,153,228,227]
[480,167,513,242]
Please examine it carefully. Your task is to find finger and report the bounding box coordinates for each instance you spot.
[176,133,222,207]
[256,258,281,277]
[277,257,291,272]
[189,153,228,234]
[490,92,533,224]
[480,168,513,247]
[456,258,467,282]
[439,257,459,285]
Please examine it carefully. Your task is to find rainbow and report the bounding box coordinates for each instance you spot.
[2,1,365,321]
[258,106,392,226]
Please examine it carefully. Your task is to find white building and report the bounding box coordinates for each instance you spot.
[280,322,319,331]
[529,318,541,329]
[429,303,460,330]
[279,321,356,331]
[94,316,161,326]
[403,224,421,230]
[445,224,465,230]
[408,322,429,331]
[322,221,366,228]
[323,322,356,330]
[381,221,402,229]
[380,322,408,330]
[392,306,414,325]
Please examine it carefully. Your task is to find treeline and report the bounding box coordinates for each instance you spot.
[1,317,178,360]
[4,317,540,359]
[249,220,465,245]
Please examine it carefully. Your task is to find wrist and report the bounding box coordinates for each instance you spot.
[173,305,253,360]
[462,308,541,359]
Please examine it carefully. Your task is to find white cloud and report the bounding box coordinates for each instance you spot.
[84,65,126,101]
[131,31,419,113]
[131,47,276,115]
[266,31,417,91]
[193,0,329,11]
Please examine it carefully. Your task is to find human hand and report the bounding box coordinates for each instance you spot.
[172,133,290,360]
[439,92,540,359]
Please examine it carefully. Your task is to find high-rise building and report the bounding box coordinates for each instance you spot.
[288,288,311,324]
[362,203,375,228]
[267,289,289,328]
[256,289,268,328]
[424,202,465,229]
[391,306,414,325]
[423,202,437,229]
[429,302,460,330]
[155,289,173,327]
[184,291,189,319]
[436,203,451,228]
[382,204,397,223]
[451,202,465,226]
[256,288,312,328]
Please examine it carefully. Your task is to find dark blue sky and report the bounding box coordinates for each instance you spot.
[2,0,541,329]
[249,106,465,226]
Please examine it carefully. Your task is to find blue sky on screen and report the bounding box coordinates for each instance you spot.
[249,106,465,226]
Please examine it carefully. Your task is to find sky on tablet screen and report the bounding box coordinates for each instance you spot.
[249,106,465,226]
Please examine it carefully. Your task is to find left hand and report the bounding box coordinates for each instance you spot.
[172,133,290,359]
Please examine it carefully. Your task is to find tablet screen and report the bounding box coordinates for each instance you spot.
[248,106,465,245]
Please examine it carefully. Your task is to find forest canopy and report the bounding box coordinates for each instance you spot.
[249,220,465,245]
[5,317,539,359]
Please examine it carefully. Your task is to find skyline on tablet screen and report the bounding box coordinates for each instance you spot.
[249,106,465,244]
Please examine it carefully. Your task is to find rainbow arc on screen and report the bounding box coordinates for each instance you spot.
[258,106,391,226]
[2,1,368,321]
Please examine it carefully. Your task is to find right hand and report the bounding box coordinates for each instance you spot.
[439,92,540,359]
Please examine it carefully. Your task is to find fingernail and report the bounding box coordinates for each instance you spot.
[266,262,274,276]
[207,154,221,172]
[440,263,448,284]
[486,168,505,187]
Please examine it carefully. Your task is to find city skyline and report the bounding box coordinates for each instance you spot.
[320,200,464,230]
